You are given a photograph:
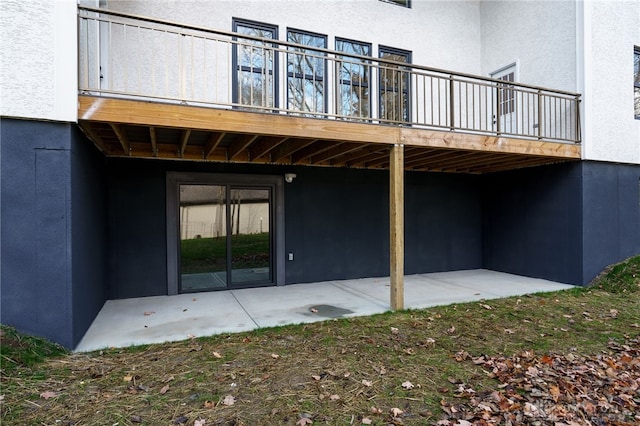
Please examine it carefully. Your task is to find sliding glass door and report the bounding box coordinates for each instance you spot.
[178,184,272,292]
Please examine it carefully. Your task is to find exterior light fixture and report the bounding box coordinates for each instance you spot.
[284,173,296,183]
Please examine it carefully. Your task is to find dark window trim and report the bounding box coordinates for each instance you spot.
[166,172,285,295]
[378,45,412,123]
[232,18,279,108]
[286,27,328,115]
[379,0,411,8]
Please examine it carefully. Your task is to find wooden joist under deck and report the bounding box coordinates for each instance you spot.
[78,96,581,174]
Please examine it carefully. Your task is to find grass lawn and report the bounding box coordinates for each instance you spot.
[1,256,639,425]
[181,233,270,274]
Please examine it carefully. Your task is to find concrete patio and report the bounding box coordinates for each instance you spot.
[75,269,574,352]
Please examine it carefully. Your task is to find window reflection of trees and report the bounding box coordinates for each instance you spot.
[287,30,326,116]
[379,49,411,123]
[336,39,371,120]
[235,24,277,109]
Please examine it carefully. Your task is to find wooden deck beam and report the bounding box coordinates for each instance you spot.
[271,139,317,163]
[204,132,225,159]
[291,140,343,164]
[79,96,399,146]
[109,123,130,155]
[227,134,259,161]
[250,136,289,160]
[149,127,158,157]
[179,129,192,158]
[78,96,581,172]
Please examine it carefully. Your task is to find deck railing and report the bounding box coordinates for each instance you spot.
[78,6,581,143]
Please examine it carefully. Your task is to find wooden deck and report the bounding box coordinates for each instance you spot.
[78,95,581,174]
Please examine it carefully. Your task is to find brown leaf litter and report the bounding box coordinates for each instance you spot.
[438,337,640,425]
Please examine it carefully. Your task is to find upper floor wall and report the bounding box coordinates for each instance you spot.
[479,0,577,92]
[104,0,483,76]
[0,0,77,122]
[581,0,640,163]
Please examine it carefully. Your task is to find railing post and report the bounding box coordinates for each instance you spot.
[495,84,501,136]
[449,75,454,131]
[537,90,542,140]
[575,95,581,144]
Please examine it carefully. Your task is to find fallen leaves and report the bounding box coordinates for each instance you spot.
[401,380,414,390]
[296,416,313,425]
[221,395,235,406]
[439,336,640,425]
[390,407,404,417]
[39,391,57,400]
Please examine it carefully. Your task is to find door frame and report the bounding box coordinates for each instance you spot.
[166,172,285,295]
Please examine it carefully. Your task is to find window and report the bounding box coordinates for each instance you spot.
[634,46,639,119]
[232,19,278,109]
[379,0,411,8]
[336,38,371,119]
[491,64,516,116]
[379,46,411,123]
[287,29,327,115]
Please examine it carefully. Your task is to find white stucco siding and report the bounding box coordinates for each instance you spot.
[581,0,640,164]
[0,0,77,122]
[479,0,577,92]
[106,0,482,75]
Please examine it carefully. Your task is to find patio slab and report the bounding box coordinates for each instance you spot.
[74,269,574,352]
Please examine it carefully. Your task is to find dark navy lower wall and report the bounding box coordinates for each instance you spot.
[0,118,108,349]
[406,172,482,274]
[582,161,640,285]
[105,159,484,297]
[0,119,73,346]
[481,162,584,285]
[1,119,74,347]
[71,126,108,346]
[482,161,640,286]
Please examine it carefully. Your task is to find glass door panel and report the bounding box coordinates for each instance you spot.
[179,185,228,291]
[229,188,271,284]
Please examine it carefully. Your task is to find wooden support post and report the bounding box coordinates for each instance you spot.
[390,143,404,310]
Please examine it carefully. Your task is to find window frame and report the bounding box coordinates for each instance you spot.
[379,0,411,8]
[378,45,412,123]
[166,172,285,295]
[232,18,279,109]
[286,28,328,116]
[335,37,372,120]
